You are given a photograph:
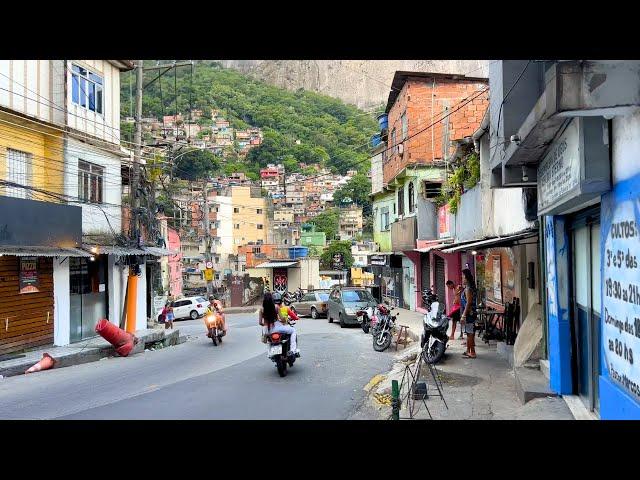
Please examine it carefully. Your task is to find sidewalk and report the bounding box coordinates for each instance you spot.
[0,326,185,379]
[354,311,575,420]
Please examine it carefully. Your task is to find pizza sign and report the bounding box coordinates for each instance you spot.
[19,257,39,294]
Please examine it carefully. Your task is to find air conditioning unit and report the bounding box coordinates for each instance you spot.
[398,143,404,156]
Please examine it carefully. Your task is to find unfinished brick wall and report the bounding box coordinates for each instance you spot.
[383,77,489,185]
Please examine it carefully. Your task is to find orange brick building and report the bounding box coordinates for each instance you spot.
[383,72,489,185]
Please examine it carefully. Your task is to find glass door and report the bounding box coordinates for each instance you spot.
[570,212,601,414]
[69,256,108,343]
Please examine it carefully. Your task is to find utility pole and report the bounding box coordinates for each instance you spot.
[203,181,213,297]
[132,59,144,245]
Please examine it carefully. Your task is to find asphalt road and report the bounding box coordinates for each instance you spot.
[0,312,395,419]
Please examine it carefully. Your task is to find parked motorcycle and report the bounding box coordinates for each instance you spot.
[205,311,225,346]
[420,289,449,364]
[356,303,385,334]
[356,306,375,333]
[266,319,298,377]
[372,304,397,352]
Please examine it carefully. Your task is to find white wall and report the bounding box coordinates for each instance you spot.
[66,60,122,145]
[0,60,65,126]
[108,255,128,327]
[613,110,640,183]
[136,263,147,330]
[53,257,71,346]
[491,188,533,236]
[215,195,234,255]
[65,138,122,235]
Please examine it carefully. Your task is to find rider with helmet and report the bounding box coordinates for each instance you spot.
[260,291,300,357]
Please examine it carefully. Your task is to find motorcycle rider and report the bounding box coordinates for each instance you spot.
[207,296,227,335]
[259,292,300,357]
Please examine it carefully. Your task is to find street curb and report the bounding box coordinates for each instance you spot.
[0,328,183,379]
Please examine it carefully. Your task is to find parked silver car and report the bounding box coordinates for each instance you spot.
[327,287,378,327]
[291,291,330,318]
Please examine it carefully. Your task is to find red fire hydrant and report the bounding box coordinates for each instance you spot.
[95,319,138,357]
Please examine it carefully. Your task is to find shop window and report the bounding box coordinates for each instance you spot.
[398,187,405,216]
[408,182,415,213]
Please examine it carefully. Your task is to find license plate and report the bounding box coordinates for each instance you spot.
[269,345,282,356]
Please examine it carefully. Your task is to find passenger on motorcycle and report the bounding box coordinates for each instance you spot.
[207,296,227,335]
[259,292,300,357]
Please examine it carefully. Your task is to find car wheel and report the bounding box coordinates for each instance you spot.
[339,313,346,328]
[190,310,198,320]
[311,307,318,319]
[328,311,333,323]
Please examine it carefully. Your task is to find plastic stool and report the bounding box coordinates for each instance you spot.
[396,325,410,351]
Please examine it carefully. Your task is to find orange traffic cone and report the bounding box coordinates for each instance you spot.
[25,353,56,374]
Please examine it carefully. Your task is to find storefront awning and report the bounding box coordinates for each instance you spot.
[440,231,538,253]
[413,243,452,253]
[255,261,299,268]
[0,245,92,257]
[82,244,147,256]
[143,246,180,257]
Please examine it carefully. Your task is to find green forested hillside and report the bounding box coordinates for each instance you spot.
[120,61,379,175]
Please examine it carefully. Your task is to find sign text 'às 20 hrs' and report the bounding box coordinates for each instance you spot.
[603,197,640,401]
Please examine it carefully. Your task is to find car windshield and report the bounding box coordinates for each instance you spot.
[342,290,372,303]
[196,297,207,303]
[318,293,329,301]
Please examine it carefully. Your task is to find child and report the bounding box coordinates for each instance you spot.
[165,302,175,330]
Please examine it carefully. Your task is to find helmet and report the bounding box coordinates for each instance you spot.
[272,292,282,304]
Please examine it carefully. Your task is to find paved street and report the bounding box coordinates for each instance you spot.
[0,313,396,419]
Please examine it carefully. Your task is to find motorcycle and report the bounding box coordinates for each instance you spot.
[420,289,449,364]
[356,306,375,333]
[372,304,397,352]
[356,304,383,334]
[266,319,297,377]
[204,311,225,346]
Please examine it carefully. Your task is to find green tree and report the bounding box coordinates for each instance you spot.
[122,62,379,175]
[333,173,373,216]
[310,208,340,241]
[173,149,219,181]
[320,241,354,270]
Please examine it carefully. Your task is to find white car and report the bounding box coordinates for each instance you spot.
[170,296,209,320]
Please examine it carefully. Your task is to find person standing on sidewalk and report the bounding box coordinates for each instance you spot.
[446,280,464,341]
[164,301,175,330]
[460,269,478,358]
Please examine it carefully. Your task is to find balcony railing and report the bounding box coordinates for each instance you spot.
[391,216,418,251]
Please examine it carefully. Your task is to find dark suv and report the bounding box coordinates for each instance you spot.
[327,286,378,327]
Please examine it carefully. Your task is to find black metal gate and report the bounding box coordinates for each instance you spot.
[435,255,446,303]
[421,253,430,297]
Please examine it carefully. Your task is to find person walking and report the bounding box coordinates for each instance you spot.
[445,280,464,341]
[164,301,175,330]
[460,269,478,358]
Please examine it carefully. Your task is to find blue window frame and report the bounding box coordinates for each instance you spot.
[71,63,104,114]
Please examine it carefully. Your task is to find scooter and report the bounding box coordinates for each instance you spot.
[266,320,298,377]
[205,311,225,346]
[420,289,449,364]
[372,304,397,352]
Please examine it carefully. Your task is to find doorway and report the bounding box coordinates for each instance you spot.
[569,208,601,414]
[69,256,108,343]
